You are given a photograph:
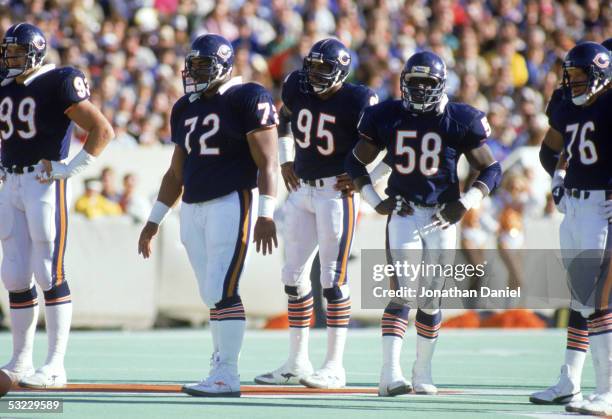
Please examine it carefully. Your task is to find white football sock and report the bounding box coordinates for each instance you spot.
[288,327,310,366]
[590,333,612,394]
[382,335,403,371]
[6,305,38,371]
[322,327,347,369]
[564,349,586,385]
[218,320,245,376]
[44,302,72,370]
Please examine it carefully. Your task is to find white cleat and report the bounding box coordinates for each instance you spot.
[182,363,241,397]
[0,363,35,385]
[378,367,412,397]
[571,392,612,416]
[300,366,346,389]
[530,365,582,405]
[18,366,67,389]
[412,363,437,395]
[254,361,314,385]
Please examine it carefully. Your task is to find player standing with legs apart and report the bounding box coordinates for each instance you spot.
[254,39,378,389]
[0,23,114,388]
[138,34,279,397]
[345,51,501,396]
[534,41,612,416]
[531,37,612,406]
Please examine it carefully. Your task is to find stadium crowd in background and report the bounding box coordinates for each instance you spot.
[1,0,610,239]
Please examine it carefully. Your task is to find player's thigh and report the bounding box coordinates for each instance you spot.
[281,190,318,287]
[179,202,208,294]
[314,192,359,288]
[204,190,253,306]
[23,178,61,243]
[0,206,34,291]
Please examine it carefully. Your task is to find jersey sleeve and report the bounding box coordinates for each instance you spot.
[280,71,300,113]
[170,98,187,148]
[58,68,91,111]
[545,88,565,132]
[464,111,491,151]
[240,85,279,134]
[357,106,385,150]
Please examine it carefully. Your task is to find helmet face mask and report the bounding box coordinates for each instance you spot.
[181,35,234,95]
[299,38,350,95]
[400,52,447,113]
[562,42,611,106]
[0,23,47,80]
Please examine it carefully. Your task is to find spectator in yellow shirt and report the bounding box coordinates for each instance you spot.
[74,179,123,220]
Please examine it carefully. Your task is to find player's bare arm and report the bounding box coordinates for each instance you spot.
[277,105,300,192]
[346,138,412,216]
[138,145,185,258]
[432,143,501,227]
[248,126,279,255]
[38,100,114,183]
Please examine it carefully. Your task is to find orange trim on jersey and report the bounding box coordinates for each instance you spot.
[337,196,355,286]
[601,257,612,310]
[226,190,251,298]
[55,179,67,286]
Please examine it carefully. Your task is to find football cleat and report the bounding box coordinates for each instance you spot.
[18,366,66,389]
[529,365,582,405]
[412,362,437,395]
[568,392,612,415]
[299,366,346,389]
[254,361,314,385]
[0,365,34,385]
[182,363,240,397]
[378,367,412,397]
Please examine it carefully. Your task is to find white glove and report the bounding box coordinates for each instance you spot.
[551,170,566,214]
[0,166,6,184]
[600,199,612,220]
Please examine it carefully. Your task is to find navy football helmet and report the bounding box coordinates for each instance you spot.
[562,42,611,106]
[603,38,612,52]
[300,38,351,95]
[0,23,46,80]
[401,51,447,113]
[182,34,234,94]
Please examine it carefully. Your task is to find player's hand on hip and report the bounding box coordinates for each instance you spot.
[138,221,159,259]
[280,162,300,192]
[253,216,278,255]
[0,166,6,184]
[551,170,567,214]
[36,159,70,184]
[334,173,356,195]
[431,201,467,229]
[375,195,413,217]
[599,199,612,220]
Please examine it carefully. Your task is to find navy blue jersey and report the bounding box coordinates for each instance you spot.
[282,71,378,180]
[171,79,278,203]
[548,88,612,190]
[358,100,489,205]
[0,65,90,167]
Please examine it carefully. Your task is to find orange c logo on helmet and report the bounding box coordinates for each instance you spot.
[338,50,351,66]
[593,52,610,69]
[217,45,232,60]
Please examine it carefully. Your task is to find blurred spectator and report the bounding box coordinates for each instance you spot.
[119,173,152,223]
[100,167,120,203]
[74,178,123,219]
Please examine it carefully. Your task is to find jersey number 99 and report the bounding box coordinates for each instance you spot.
[0,97,36,141]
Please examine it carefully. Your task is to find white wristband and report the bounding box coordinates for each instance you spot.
[148,201,171,225]
[67,149,96,177]
[552,169,566,189]
[258,194,276,218]
[361,184,382,209]
[459,187,485,210]
[278,136,294,165]
[369,161,392,186]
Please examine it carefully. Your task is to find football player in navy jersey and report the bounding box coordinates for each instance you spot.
[345,51,501,396]
[533,42,612,416]
[0,23,114,389]
[254,39,378,389]
[138,34,279,397]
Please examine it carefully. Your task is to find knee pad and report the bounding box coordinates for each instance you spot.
[418,308,440,316]
[1,262,33,292]
[284,284,312,299]
[43,281,71,306]
[323,285,349,302]
[8,286,38,310]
